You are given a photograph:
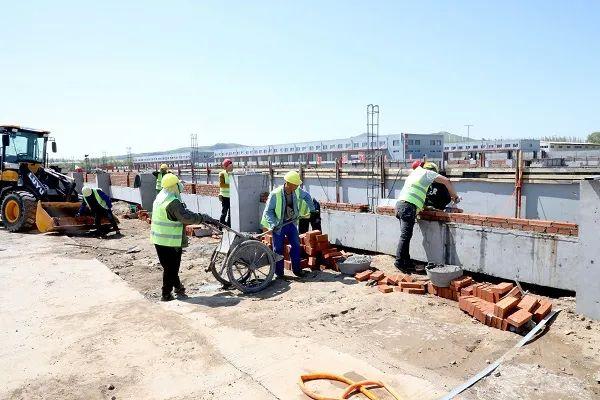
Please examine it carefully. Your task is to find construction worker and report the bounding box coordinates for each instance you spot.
[77,186,120,236]
[219,159,233,227]
[261,171,315,278]
[151,173,219,301]
[298,197,321,234]
[395,162,459,272]
[153,164,169,194]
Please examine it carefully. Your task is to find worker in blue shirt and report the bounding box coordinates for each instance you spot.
[77,186,120,236]
[261,171,315,278]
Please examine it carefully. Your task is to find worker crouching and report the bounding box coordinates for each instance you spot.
[78,186,120,236]
[261,171,315,279]
[151,173,219,301]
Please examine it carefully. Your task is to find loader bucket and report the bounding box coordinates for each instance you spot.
[36,201,118,233]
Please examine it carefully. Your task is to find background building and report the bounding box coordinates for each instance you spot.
[213,133,444,165]
[540,141,600,158]
[444,139,540,167]
[133,151,214,169]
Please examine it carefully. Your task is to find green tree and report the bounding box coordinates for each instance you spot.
[588,132,600,144]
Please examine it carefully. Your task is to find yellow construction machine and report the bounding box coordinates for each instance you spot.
[0,125,113,233]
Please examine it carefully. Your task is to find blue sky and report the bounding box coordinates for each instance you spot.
[1,1,599,158]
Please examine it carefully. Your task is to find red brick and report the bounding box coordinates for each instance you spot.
[494,296,520,318]
[427,282,438,295]
[308,257,318,267]
[461,285,475,296]
[490,282,514,295]
[399,282,425,289]
[355,270,373,282]
[507,309,533,328]
[386,274,401,286]
[316,234,329,243]
[517,295,539,313]
[402,287,426,295]
[504,286,523,299]
[401,274,414,283]
[369,271,385,281]
[501,319,509,331]
[450,276,474,291]
[378,285,393,293]
[533,300,553,322]
[304,246,319,256]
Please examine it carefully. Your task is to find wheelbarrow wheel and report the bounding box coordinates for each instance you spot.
[226,240,275,293]
[208,248,230,286]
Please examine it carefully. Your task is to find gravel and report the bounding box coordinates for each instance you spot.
[343,255,372,264]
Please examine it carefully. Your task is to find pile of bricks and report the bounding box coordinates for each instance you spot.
[261,230,345,271]
[354,269,553,333]
[355,270,428,294]
[320,201,369,213]
[374,206,579,236]
[458,283,553,332]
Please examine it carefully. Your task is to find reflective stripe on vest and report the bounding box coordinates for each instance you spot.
[155,171,164,190]
[151,191,183,247]
[84,189,108,210]
[398,167,432,210]
[219,170,230,197]
[261,185,301,228]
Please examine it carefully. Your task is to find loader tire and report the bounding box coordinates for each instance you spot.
[1,191,37,232]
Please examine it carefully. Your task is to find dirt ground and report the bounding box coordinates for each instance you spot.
[45,202,600,400]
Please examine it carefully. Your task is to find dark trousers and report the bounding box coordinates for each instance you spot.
[298,212,322,234]
[273,223,302,276]
[94,209,119,233]
[155,244,183,296]
[395,201,417,269]
[220,196,231,227]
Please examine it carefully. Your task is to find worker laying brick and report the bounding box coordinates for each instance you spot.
[261,170,315,279]
[394,162,460,272]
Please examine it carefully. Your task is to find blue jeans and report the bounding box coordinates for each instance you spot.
[273,223,302,276]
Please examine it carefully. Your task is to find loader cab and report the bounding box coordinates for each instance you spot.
[0,125,54,170]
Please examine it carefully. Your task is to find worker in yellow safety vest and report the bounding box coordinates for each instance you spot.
[395,162,460,272]
[77,186,120,236]
[153,164,169,193]
[298,193,321,234]
[151,173,219,301]
[219,159,234,227]
[261,170,315,278]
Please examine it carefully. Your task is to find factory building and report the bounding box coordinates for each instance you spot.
[132,151,214,169]
[443,139,540,167]
[213,133,444,165]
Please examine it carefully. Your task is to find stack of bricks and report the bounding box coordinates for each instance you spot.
[320,202,370,213]
[354,269,553,334]
[458,282,553,332]
[261,230,344,271]
[374,206,578,237]
[300,230,345,270]
[355,269,428,295]
[109,172,129,187]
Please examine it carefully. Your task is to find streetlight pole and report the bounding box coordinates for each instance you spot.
[465,124,474,140]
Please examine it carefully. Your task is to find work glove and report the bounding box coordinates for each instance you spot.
[203,215,221,227]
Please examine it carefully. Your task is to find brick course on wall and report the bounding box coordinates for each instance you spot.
[375,205,579,237]
[109,173,129,187]
[320,201,369,213]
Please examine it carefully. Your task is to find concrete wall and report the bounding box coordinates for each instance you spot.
[110,186,142,205]
[180,194,221,219]
[321,210,578,291]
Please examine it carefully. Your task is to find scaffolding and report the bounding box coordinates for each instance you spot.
[126,147,133,171]
[190,133,199,184]
[366,104,380,211]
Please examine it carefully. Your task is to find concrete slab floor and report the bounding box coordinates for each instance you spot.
[0,230,442,400]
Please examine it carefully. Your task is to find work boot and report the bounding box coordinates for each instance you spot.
[161,293,175,302]
[174,286,188,298]
[293,270,307,279]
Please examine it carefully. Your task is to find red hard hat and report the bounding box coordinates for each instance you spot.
[411,160,423,170]
[222,159,233,167]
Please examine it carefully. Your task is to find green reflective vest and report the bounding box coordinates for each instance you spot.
[84,188,108,210]
[219,170,230,197]
[398,167,433,210]
[297,188,310,219]
[155,171,164,190]
[261,186,305,228]
[151,191,183,247]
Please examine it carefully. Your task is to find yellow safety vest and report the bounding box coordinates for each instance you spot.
[398,167,433,210]
[151,191,184,247]
[155,171,164,190]
[84,188,109,210]
[261,186,305,228]
[219,170,230,197]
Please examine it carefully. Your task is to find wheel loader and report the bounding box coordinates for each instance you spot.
[0,125,114,233]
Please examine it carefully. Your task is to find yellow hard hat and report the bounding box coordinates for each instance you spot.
[161,173,180,188]
[160,163,168,170]
[423,162,439,173]
[284,170,302,186]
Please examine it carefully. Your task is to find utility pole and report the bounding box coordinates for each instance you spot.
[465,124,474,140]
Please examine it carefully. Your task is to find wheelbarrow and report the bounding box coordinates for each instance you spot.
[208,223,284,294]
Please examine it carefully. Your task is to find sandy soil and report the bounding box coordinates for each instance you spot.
[51,205,600,400]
